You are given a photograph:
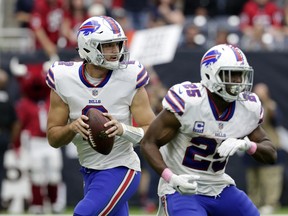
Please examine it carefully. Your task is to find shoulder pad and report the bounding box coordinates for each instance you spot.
[119,60,150,89]
[163,82,203,116]
[46,61,82,90]
[240,92,263,123]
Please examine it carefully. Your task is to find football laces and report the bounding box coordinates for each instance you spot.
[88,129,97,147]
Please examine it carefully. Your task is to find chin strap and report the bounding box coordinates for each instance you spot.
[120,123,144,146]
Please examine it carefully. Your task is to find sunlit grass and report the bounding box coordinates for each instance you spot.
[54,205,288,215]
[0,206,287,215]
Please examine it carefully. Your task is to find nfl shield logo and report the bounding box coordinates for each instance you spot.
[92,89,98,96]
[218,123,224,130]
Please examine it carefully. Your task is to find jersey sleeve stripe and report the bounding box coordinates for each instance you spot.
[136,68,149,88]
[164,90,185,116]
[136,75,149,88]
[48,68,54,81]
[46,69,56,90]
[137,67,147,81]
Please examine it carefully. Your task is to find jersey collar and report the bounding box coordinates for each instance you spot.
[207,91,236,121]
[78,63,112,88]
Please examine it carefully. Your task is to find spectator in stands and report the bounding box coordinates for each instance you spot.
[240,0,285,51]
[87,1,109,17]
[149,0,185,28]
[282,1,288,46]
[214,27,241,47]
[61,0,89,48]
[29,0,65,61]
[182,0,213,18]
[181,0,248,17]
[14,0,34,28]
[215,28,229,45]
[215,0,248,16]
[244,83,285,214]
[0,69,19,210]
[11,62,65,214]
[178,21,206,50]
[121,0,151,30]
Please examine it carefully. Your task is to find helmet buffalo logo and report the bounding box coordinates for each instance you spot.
[77,20,101,37]
[201,50,222,66]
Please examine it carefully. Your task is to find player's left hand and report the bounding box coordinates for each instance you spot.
[102,113,123,137]
[217,137,253,157]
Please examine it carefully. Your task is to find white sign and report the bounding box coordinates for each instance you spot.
[129,25,183,66]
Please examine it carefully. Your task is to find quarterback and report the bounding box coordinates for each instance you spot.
[46,16,155,216]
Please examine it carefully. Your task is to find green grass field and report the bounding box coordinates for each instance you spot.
[129,206,287,216]
[1,206,287,215]
[130,207,288,216]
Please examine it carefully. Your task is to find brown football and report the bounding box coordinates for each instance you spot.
[86,108,114,155]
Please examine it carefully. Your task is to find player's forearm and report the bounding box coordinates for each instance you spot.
[141,141,168,176]
[47,125,76,148]
[252,139,277,164]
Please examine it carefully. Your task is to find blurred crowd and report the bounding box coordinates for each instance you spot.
[8,0,288,59]
[0,0,288,215]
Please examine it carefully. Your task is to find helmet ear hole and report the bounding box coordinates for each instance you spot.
[119,54,124,62]
[205,74,210,80]
[96,44,101,52]
[119,41,123,51]
[83,48,90,53]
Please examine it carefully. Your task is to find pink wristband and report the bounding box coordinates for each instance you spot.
[247,142,257,155]
[161,168,173,182]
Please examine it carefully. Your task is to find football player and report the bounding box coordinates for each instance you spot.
[46,16,155,215]
[141,44,277,216]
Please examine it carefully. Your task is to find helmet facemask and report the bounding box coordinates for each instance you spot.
[81,38,129,70]
[96,39,129,70]
[213,67,254,102]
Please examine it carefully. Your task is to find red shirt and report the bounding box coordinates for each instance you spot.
[16,97,50,138]
[63,10,89,47]
[240,0,283,29]
[15,63,50,138]
[30,0,65,46]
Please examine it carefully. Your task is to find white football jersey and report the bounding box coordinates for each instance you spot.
[159,82,263,196]
[46,60,150,171]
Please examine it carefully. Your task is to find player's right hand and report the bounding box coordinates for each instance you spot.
[169,174,200,195]
[69,115,90,140]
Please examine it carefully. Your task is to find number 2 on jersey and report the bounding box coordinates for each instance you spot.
[183,137,228,172]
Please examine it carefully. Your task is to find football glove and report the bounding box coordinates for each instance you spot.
[217,137,257,157]
[169,174,199,195]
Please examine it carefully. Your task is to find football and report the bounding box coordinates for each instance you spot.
[86,108,114,155]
